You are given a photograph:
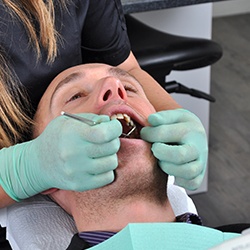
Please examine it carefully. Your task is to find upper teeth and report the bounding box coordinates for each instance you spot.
[110,113,135,127]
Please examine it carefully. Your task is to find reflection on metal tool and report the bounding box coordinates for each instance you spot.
[61,111,99,126]
[121,125,136,138]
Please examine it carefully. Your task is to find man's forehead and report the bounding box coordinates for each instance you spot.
[50,64,141,97]
[46,64,108,105]
[52,64,104,87]
[51,64,114,90]
[54,64,139,84]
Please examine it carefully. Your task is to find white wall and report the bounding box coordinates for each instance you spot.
[213,0,250,17]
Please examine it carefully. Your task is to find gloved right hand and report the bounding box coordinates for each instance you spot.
[0,113,122,201]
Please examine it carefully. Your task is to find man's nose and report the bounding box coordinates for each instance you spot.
[97,77,127,105]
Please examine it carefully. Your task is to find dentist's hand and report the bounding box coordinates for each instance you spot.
[140,109,208,190]
[0,114,122,201]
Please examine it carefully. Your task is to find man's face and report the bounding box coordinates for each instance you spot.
[34,64,167,218]
[34,63,155,137]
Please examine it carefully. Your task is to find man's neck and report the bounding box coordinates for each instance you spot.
[72,198,175,233]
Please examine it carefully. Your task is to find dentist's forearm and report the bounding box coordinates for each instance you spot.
[129,67,181,111]
[118,52,181,111]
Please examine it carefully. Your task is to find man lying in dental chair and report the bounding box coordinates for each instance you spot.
[4,63,248,249]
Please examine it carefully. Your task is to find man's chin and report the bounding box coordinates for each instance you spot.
[117,138,154,169]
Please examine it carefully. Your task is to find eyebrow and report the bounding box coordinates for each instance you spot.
[50,71,85,108]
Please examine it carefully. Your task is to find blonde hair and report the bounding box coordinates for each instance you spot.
[0,52,33,148]
[0,0,69,147]
[3,0,68,63]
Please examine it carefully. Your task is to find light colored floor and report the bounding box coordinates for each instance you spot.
[191,13,250,228]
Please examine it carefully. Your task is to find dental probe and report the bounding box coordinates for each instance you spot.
[61,111,100,126]
[61,111,137,137]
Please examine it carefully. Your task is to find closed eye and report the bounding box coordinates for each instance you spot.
[124,84,137,94]
[66,92,86,103]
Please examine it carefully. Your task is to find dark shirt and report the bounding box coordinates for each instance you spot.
[0,0,130,115]
[0,226,11,250]
[66,213,203,250]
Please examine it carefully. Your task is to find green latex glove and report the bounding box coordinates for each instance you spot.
[140,109,208,190]
[0,113,122,201]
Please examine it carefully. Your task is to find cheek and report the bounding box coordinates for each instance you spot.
[33,117,51,138]
[135,99,156,116]
[146,100,156,113]
[62,98,99,115]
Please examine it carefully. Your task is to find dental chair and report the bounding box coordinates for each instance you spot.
[0,17,223,250]
[125,14,223,102]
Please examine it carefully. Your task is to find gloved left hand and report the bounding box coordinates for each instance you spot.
[140,109,208,190]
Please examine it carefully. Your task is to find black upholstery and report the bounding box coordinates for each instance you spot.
[125,14,223,101]
[0,226,11,250]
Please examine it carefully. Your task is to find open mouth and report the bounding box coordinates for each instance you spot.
[110,113,142,139]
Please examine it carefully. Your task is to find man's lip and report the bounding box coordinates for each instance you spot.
[100,105,147,128]
[118,137,152,152]
[99,103,148,139]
